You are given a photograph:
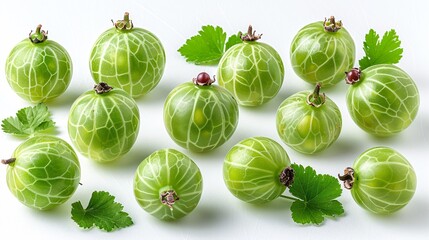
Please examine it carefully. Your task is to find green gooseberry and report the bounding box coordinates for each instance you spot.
[345,65,419,136]
[164,72,239,152]
[89,12,166,98]
[5,25,72,103]
[276,83,342,154]
[223,136,293,204]
[68,82,140,163]
[2,135,80,210]
[339,147,416,214]
[217,26,284,106]
[290,16,355,87]
[133,148,203,221]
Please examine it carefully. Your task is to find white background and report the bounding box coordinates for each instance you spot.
[1,0,428,239]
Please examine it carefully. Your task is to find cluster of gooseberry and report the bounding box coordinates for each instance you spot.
[1,13,419,225]
[216,17,418,216]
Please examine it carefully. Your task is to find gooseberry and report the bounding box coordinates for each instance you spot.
[89,12,166,98]
[290,16,355,87]
[217,26,284,106]
[276,83,342,154]
[5,25,73,103]
[133,148,203,221]
[339,147,417,214]
[2,135,80,210]
[345,64,419,136]
[68,82,140,163]
[164,73,239,152]
[223,137,293,204]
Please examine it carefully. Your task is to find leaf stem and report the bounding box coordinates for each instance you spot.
[279,194,299,201]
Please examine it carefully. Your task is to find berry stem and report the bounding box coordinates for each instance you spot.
[1,158,16,165]
[29,24,48,43]
[123,12,130,22]
[113,12,134,30]
[306,83,326,108]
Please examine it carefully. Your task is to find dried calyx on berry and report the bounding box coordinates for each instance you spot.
[240,25,262,41]
[338,167,355,189]
[345,68,361,84]
[193,72,215,86]
[94,82,113,94]
[324,16,342,32]
[29,24,48,43]
[306,83,326,108]
[112,12,134,30]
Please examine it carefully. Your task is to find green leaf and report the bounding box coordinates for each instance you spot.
[288,164,344,225]
[71,191,133,232]
[359,29,403,70]
[225,33,242,51]
[178,25,240,65]
[1,103,55,137]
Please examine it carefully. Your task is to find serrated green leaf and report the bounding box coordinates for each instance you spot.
[291,199,344,225]
[71,201,93,229]
[225,33,242,51]
[1,117,23,135]
[178,25,227,65]
[287,164,344,225]
[71,191,133,232]
[291,200,324,224]
[178,25,243,65]
[1,103,55,137]
[359,29,403,70]
[34,121,55,133]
